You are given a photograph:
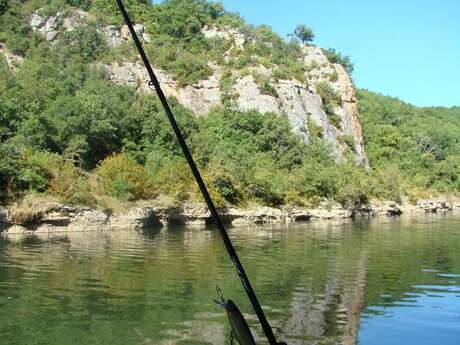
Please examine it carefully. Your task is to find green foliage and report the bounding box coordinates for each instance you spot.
[316,81,342,127]
[328,70,339,82]
[147,156,199,205]
[219,68,238,108]
[149,41,213,86]
[90,0,151,25]
[358,89,460,195]
[253,74,278,98]
[341,135,356,152]
[0,0,34,55]
[3,0,459,210]
[308,121,324,139]
[322,48,354,75]
[55,20,107,62]
[294,24,314,44]
[260,80,278,98]
[96,152,153,201]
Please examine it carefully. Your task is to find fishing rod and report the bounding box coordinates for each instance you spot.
[115,1,285,344]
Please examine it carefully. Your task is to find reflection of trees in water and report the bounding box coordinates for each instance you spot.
[4,216,458,345]
[1,224,370,345]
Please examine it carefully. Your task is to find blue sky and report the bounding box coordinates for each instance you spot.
[221,0,459,107]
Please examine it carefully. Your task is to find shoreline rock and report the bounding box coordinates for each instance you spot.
[1,197,458,234]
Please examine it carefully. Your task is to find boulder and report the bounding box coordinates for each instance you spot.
[416,199,452,213]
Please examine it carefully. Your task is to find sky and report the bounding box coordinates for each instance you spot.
[221,0,459,107]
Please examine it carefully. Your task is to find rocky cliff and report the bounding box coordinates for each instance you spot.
[0,9,368,165]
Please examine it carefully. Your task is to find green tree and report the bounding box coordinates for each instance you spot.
[294,24,314,44]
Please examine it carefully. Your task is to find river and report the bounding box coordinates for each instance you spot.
[0,214,459,345]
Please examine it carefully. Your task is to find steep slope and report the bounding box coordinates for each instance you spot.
[24,8,367,165]
[2,0,457,212]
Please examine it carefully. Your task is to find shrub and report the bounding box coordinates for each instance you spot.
[247,155,288,206]
[96,152,153,201]
[205,160,243,205]
[219,68,238,108]
[26,150,94,205]
[322,48,354,75]
[260,80,278,98]
[289,161,338,205]
[334,161,372,208]
[316,81,342,127]
[329,70,339,82]
[369,166,403,203]
[56,21,107,63]
[48,160,93,205]
[308,120,324,139]
[8,193,52,225]
[149,156,195,204]
[341,135,356,152]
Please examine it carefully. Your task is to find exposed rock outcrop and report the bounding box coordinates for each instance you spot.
[2,197,460,234]
[29,10,150,45]
[2,204,109,234]
[105,47,368,164]
[202,25,245,48]
[414,199,452,213]
[103,23,151,46]
[26,8,368,165]
[0,43,23,69]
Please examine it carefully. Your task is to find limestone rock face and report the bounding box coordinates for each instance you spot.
[103,23,151,47]
[202,26,245,48]
[414,199,452,213]
[26,9,367,164]
[30,12,59,41]
[105,44,367,164]
[1,205,109,234]
[29,10,150,45]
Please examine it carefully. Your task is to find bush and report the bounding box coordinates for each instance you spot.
[219,68,238,108]
[149,156,195,204]
[341,135,356,152]
[322,48,354,75]
[205,161,243,205]
[289,161,338,205]
[259,80,278,98]
[96,152,153,201]
[26,150,94,205]
[48,160,93,205]
[316,81,342,127]
[369,166,403,203]
[248,155,287,206]
[334,161,371,208]
[56,21,107,63]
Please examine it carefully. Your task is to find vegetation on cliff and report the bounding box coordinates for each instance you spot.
[0,0,458,211]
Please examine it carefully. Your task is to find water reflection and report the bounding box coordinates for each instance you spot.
[0,215,459,345]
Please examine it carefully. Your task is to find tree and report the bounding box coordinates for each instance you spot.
[294,25,314,44]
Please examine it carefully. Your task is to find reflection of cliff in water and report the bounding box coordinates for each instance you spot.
[279,252,368,345]
[1,222,370,345]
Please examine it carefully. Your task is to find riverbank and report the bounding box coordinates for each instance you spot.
[1,196,458,234]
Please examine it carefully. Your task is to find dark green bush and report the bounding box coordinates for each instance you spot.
[322,48,354,75]
[316,81,342,127]
[96,152,154,201]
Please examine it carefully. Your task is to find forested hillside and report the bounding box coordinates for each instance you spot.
[358,90,460,201]
[0,0,459,211]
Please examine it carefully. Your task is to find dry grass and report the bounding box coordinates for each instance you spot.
[8,194,58,224]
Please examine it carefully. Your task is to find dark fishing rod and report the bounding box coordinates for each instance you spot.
[114,1,284,344]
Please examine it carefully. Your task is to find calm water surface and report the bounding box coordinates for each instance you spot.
[0,215,459,345]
